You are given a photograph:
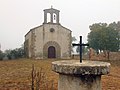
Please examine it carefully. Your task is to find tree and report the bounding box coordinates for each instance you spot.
[88,22,120,59]
[88,23,107,51]
[10,46,25,59]
[72,36,77,42]
[71,36,77,53]
[0,50,5,60]
[4,49,12,59]
[76,44,89,55]
[109,21,120,50]
[4,45,25,60]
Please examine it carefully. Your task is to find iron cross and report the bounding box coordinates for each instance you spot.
[72,36,89,63]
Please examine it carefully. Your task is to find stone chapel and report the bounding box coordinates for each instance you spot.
[24,7,72,59]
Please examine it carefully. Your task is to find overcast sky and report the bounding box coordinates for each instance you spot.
[0,0,120,51]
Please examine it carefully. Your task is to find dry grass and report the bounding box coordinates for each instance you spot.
[0,59,58,90]
[102,60,120,90]
[0,59,120,90]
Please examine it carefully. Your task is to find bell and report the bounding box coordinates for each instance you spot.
[54,15,56,20]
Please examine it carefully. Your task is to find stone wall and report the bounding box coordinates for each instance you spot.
[25,23,72,59]
[71,54,89,60]
[92,52,120,60]
[25,30,32,58]
[109,52,120,60]
[72,52,120,60]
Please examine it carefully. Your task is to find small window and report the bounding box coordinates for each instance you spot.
[50,28,55,32]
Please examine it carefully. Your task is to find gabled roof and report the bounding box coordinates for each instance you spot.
[25,25,43,37]
[25,23,72,37]
[43,7,60,12]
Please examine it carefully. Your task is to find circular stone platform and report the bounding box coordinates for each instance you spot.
[52,60,110,75]
[52,60,110,90]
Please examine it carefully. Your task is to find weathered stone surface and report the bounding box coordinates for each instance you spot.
[24,8,72,59]
[58,74,101,90]
[52,60,110,75]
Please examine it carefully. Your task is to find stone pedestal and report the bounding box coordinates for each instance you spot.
[52,60,110,90]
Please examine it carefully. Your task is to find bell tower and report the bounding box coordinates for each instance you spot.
[43,6,60,24]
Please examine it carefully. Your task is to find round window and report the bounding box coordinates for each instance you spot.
[50,28,55,32]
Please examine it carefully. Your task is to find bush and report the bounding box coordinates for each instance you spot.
[0,50,5,60]
[4,46,25,60]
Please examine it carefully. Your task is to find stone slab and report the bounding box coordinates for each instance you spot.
[52,60,110,75]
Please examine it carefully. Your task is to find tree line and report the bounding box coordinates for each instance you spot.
[88,22,120,52]
[0,45,25,60]
[74,21,120,57]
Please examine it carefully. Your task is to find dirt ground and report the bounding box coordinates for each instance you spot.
[0,59,120,90]
[101,60,120,90]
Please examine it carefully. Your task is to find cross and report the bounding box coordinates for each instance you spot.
[72,36,89,63]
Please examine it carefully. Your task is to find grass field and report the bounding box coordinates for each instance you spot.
[0,59,120,90]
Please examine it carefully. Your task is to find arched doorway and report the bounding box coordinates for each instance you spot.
[43,41,61,59]
[48,46,56,58]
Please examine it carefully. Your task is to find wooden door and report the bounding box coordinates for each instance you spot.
[48,46,56,58]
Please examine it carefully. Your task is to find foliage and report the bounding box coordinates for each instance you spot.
[71,36,77,53]
[109,21,120,50]
[4,45,25,60]
[88,22,120,52]
[4,49,12,59]
[0,50,5,60]
[76,44,89,55]
[72,36,77,42]
[31,65,54,90]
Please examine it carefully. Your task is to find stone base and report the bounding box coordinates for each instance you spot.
[59,74,101,90]
[52,60,110,90]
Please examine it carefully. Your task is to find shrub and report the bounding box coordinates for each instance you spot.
[0,50,5,60]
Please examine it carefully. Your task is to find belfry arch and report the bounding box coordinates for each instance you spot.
[43,7,60,24]
[43,41,61,59]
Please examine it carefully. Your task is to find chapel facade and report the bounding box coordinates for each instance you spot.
[24,7,72,59]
